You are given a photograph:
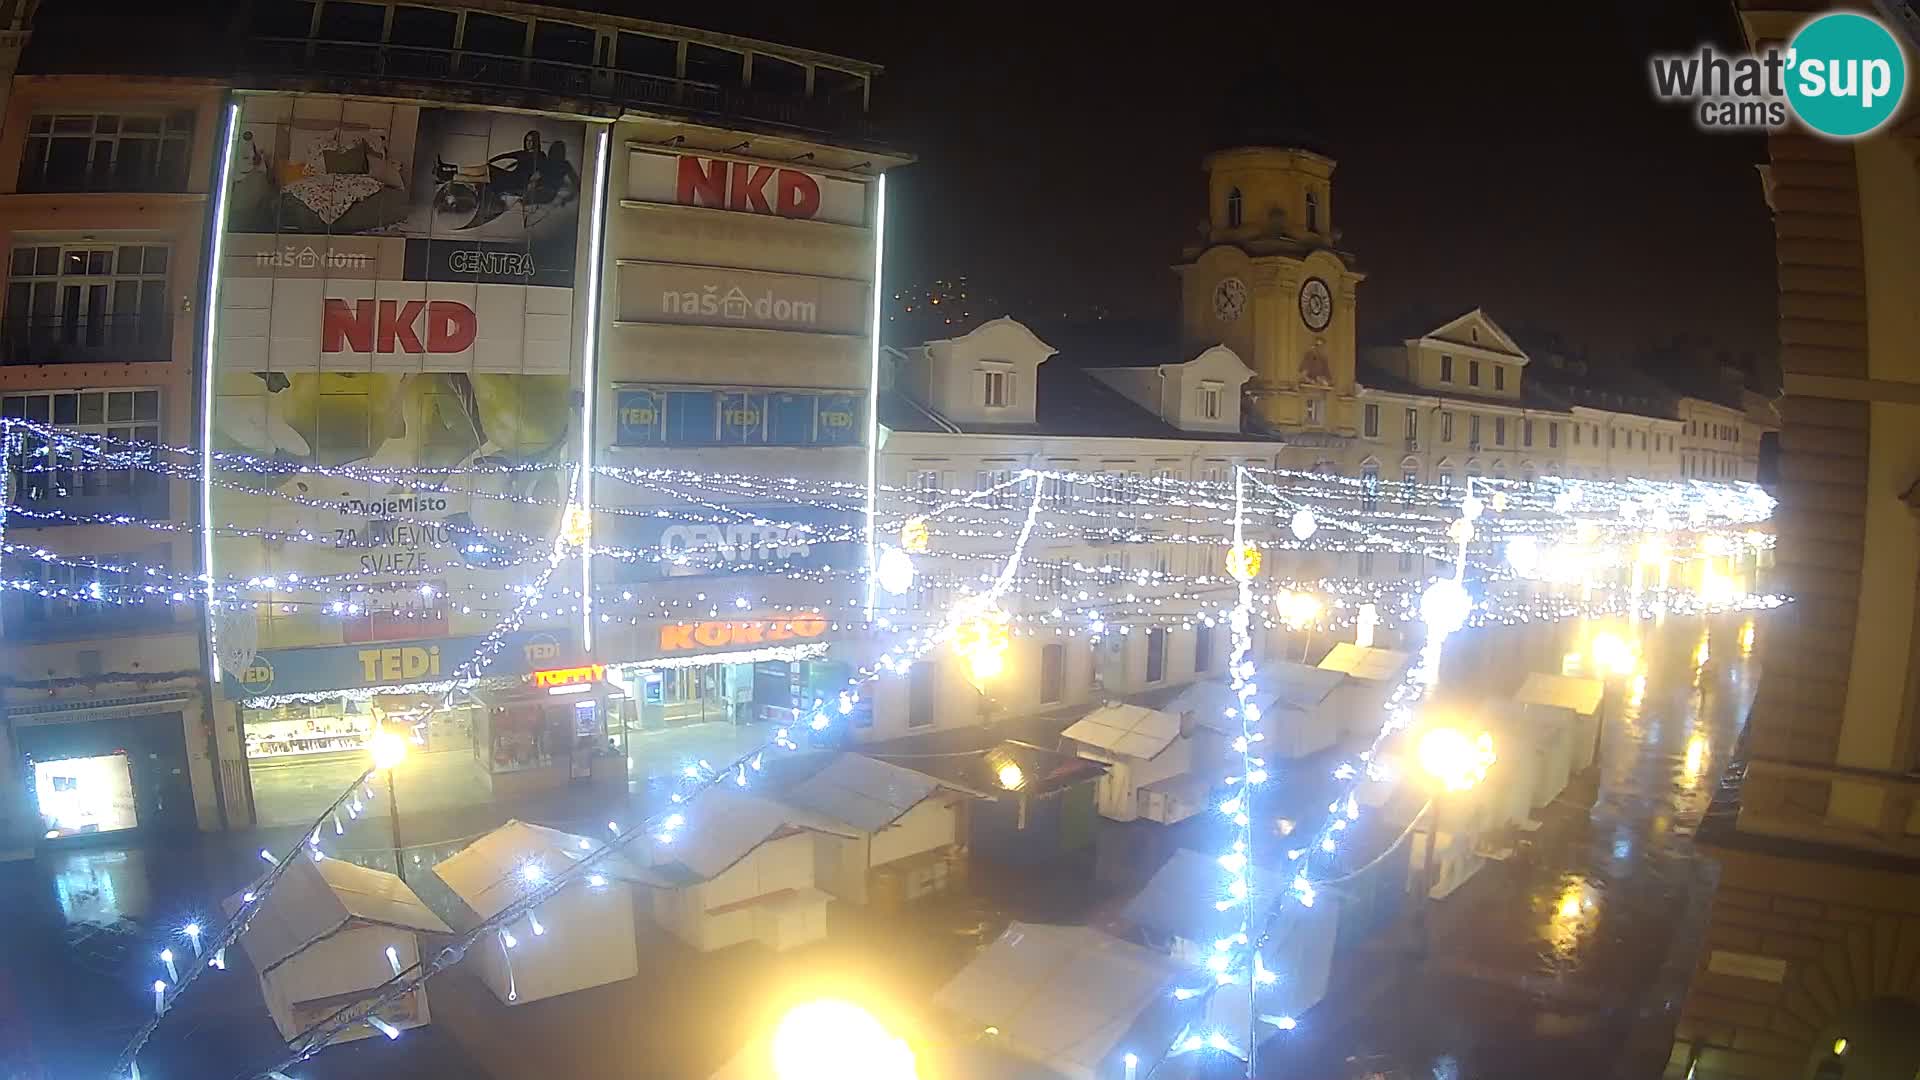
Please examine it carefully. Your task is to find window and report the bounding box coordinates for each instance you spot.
[1305,190,1320,233]
[6,543,171,638]
[1402,468,1418,503]
[1440,355,1454,383]
[1469,360,1481,387]
[1146,627,1168,684]
[1405,408,1419,445]
[1226,187,1243,228]
[1361,462,1380,511]
[1591,423,1599,444]
[1441,411,1454,443]
[1399,550,1415,573]
[1522,419,1533,448]
[907,661,938,729]
[1202,462,1227,485]
[7,244,172,363]
[1357,550,1375,576]
[912,468,942,496]
[1040,644,1066,705]
[1495,365,1506,391]
[1194,627,1214,675]
[1469,414,1482,446]
[1548,422,1559,449]
[1639,431,1647,451]
[976,467,1016,509]
[1471,327,1480,343]
[981,368,1011,408]
[1438,469,1453,492]
[1494,417,1506,446]
[4,389,164,512]
[1304,394,1324,426]
[1363,403,1380,438]
[1198,381,1223,421]
[1609,428,1617,449]
[20,111,194,193]
[1573,424,1581,446]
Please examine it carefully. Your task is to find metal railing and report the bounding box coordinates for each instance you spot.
[1,315,173,365]
[247,37,872,138]
[16,158,193,195]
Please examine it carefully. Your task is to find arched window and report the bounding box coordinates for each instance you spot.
[1226,187,1243,228]
[1305,189,1320,233]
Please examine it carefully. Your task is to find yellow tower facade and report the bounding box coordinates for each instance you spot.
[1175,146,1364,439]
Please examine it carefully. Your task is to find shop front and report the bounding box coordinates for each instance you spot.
[11,697,197,841]
[227,629,584,826]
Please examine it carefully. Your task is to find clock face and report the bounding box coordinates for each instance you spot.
[1212,277,1248,323]
[1299,277,1333,332]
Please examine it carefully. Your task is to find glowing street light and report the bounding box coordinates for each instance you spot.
[1415,727,1495,794]
[770,999,917,1080]
[368,727,411,883]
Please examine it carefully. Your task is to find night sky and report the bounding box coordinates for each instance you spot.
[692,1,1780,373]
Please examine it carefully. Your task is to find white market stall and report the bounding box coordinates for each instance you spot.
[934,922,1199,1080]
[634,790,854,953]
[1120,847,1339,1021]
[1059,703,1198,823]
[431,819,646,1005]
[1513,672,1606,772]
[229,854,448,1043]
[777,753,970,908]
[1316,644,1413,738]
[1170,664,1346,763]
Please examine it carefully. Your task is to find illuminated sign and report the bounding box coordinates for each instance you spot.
[532,664,607,689]
[322,298,478,354]
[625,150,869,227]
[657,616,829,652]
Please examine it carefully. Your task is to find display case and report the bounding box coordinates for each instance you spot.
[471,684,626,798]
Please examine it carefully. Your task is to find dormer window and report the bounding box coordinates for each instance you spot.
[1226,187,1243,228]
[1305,190,1320,233]
[981,366,1012,408]
[1198,381,1223,421]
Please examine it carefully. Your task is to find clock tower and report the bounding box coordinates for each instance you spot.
[1174,145,1365,436]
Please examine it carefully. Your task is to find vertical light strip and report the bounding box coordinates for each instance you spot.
[863,172,887,621]
[201,100,241,683]
[577,125,612,654]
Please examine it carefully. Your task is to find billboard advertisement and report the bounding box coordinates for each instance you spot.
[214,95,592,684]
[614,259,869,335]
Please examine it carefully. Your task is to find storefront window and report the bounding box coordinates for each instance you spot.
[242,691,485,826]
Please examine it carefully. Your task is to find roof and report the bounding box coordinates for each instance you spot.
[1169,668,1342,737]
[933,922,1188,1074]
[636,790,855,886]
[432,820,649,919]
[1317,644,1413,683]
[778,753,959,832]
[231,855,448,973]
[910,740,1109,800]
[1357,364,1570,414]
[1513,672,1605,717]
[1121,848,1285,946]
[1060,703,1185,760]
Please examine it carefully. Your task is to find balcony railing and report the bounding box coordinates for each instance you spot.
[247,38,873,139]
[1720,756,1920,859]
[2,599,181,643]
[16,159,194,195]
[1,315,173,366]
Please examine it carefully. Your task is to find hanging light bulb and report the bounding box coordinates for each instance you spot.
[1461,493,1484,521]
[1505,536,1541,577]
[874,547,915,595]
[1289,507,1317,541]
[1420,579,1472,635]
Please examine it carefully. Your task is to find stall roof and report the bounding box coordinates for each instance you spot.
[1318,644,1413,683]
[1513,672,1605,717]
[433,820,649,919]
[1060,703,1184,760]
[934,922,1189,1075]
[906,740,1108,800]
[1121,847,1286,946]
[778,753,963,833]
[232,855,448,974]
[637,790,856,887]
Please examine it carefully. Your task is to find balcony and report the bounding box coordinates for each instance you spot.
[244,35,874,141]
[2,600,182,643]
[16,156,193,195]
[1,315,173,366]
[1712,756,1920,860]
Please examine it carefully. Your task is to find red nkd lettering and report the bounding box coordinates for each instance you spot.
[675,155,728,208]
[322,300,476,354]
[671,155,825,221]
[776,169,821,219]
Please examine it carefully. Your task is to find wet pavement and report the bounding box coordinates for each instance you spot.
[0,613,1763,1080]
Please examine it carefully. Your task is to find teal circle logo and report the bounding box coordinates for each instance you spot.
[1786,12,1907,138]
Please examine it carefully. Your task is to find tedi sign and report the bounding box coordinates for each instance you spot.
[323,298,478,354]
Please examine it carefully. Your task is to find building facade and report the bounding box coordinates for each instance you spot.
[1665,3,1920,1078]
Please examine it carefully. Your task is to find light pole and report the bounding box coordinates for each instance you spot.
[370,727,409,882]
[1411,725,1495,956]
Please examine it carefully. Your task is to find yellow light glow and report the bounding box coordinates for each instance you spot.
[1702,534,1730,557]
[1694,634,1711,669]
[1590,632,1639,678]
[1629,673,1647,709]
[899,516,930,554]
[1561,651,1584,676]
[1740,620,1755,657]
[1415,727,1495,793]
[1832,1037,1848,1057]
[1557,893,1583,919]
[996,762,1025,791]
[1226,544,1262,581]
[558,503,592,548]
[370,728,409,771]
[1745,530,1769,550]
[949,599,1011,685]
[1277,590,1321,631]
[1699,566,1736,605]
[1683,733,1708,785]
[1447,517,1475,545]
[770,999,917,1080]
[1638,538,1668,564]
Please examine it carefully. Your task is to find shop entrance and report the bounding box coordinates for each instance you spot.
[16,711,195,840]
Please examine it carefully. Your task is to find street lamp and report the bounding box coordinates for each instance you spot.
[770,999,917,1080]
[369,727,409,882]
[1410,726,1495,955]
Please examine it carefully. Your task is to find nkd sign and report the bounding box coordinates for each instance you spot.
[323,298,477,354]
[626,150,869,227]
